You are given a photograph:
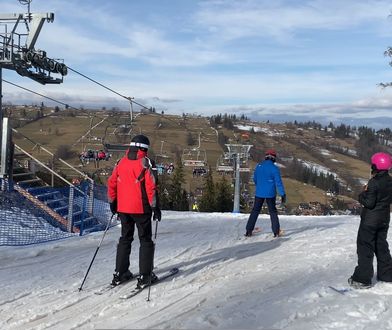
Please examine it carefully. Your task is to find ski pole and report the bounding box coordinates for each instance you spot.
[78,213,115,291]
[147,219,159,301]
[154,216,158,240]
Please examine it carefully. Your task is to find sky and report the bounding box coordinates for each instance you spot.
[2,209,392,329]
[1,0,392,128]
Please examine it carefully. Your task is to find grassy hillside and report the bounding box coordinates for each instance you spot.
[10,107,372,211]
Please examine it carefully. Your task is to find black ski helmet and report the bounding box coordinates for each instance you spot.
[130,134,150,150]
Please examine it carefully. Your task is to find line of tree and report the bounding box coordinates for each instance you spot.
[377,128,392,146]
[355,126,383,162]
[198,168,233,212]
[286,120,392,162]
[159,163,234,212]
[334,123,351,139]
[159,160,189,211]
[187,131,196,146]
[209,113,249,129]
[286,158,341,194]
[285,120,323,130]
[217,132,228,150]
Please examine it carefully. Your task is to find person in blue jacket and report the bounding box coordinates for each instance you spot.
[245,149,286,237]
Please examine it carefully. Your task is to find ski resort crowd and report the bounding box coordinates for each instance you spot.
[105,133,392,292]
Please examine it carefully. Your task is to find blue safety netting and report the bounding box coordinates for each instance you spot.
[0,190,76,246]
[0,181,115,246]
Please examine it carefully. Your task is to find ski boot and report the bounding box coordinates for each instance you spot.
[244,230,252,237]
[137,272,158,289]
[111,270,133,286]
[274,229,284,238]
[348,277,371,289]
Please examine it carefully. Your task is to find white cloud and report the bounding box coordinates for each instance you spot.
[195,0,391,41]
[1,0,392,129]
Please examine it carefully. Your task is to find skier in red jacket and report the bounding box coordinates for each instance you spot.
[107,135,161,287]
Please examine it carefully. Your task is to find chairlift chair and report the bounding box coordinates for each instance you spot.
[181,148,207,167]
[216,155,234,173]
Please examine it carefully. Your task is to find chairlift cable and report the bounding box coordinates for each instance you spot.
[66,66,129,101]
[2,79,79,111]
[66,66,158,113]
[0,39,153,112]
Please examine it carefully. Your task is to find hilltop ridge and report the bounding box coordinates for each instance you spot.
[7,104,388,213]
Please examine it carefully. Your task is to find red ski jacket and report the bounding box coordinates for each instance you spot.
[107,149,157,214]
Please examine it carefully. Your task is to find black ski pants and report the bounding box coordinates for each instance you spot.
[352,223,392,285]
[115,212,155,276]
[246,196,280,235]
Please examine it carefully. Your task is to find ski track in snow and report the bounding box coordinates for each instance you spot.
[2,212,392,329]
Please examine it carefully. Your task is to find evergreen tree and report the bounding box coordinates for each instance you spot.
[168,160,187,210]
[199,167,216,211]
[215,175,233,212]
[217,132,228,150]
[187,131,196,146]
[355,126,379,162]
[179,190,189,211]
[157,174,171,210]
[334,124,350,138]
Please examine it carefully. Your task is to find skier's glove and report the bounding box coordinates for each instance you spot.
[109,200,117,215]
[281,195,287,204]
[153,207,162,221]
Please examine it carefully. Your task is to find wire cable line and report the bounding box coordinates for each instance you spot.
[67,66,152,112]
[0,39,156,114]
[3,79,79,111]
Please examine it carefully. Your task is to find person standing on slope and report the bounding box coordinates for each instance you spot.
[349,152,392,289]
[245,149,286,237]
[107,134,161,288]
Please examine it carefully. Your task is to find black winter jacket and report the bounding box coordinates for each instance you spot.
[359,171,392,226]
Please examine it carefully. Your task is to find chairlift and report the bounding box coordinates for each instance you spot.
[216,151,251,173]
[155,153,172,164]
[192,167,208,177]
[154,153,174,175]
[112,123,132,136]
[181,148,207,167]
[102,119,132,154]
[103,143,129,153]
[80,135,104,158]
[216,154,234,172]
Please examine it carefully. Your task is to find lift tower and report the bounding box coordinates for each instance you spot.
[0,0,67,183]
[223,144,253,213]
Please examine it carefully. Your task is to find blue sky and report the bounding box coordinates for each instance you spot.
[1,0,392,128]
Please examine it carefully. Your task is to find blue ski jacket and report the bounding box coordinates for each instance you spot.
[253,159,286,198]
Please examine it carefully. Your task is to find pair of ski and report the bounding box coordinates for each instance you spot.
[243,227,284,239]
[95,267,179,299]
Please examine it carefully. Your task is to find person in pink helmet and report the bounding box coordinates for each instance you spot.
[349,152,392,288]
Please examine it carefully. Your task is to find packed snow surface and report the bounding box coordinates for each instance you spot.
[2,211,392,329]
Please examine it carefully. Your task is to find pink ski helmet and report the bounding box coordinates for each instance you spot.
[371,152,392,171]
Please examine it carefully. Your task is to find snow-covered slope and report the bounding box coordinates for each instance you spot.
[1,211,392,329]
